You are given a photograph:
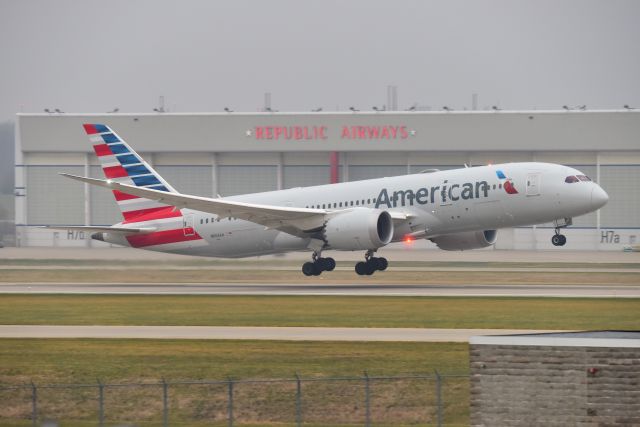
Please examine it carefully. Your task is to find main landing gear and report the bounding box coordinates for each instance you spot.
[302,252,336,276]
[355,250,388,276]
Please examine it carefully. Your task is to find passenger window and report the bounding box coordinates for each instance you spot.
[367,199,371,204]
[322,204,325,208]
[350,201,354,206]
[339,202,342,207]
[356,200,360,205]
[565,176,579,183]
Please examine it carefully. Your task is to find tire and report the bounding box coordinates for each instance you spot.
[558,234,567,246]
[355,261,367,275]
[302,262,316,276]
[364,260,376,275]
[376,257,388,271]
[312,263,322,276]
[551,234,562,246]
[324,257,336,271]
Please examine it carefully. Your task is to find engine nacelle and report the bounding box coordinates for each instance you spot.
[323,208,394,250]
[430,230,497,251]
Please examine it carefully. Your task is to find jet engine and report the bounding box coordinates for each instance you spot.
[323,208,394,250]
[430,230,497,251]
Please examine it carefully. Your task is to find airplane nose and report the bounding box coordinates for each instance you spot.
[591,185,609,210]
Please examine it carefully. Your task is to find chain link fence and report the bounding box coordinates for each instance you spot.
[0,372,469,426]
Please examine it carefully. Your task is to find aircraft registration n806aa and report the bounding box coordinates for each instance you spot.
[48,124,609,276]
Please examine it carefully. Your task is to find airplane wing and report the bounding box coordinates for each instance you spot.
[59,173,330,235]
[41,225,156,235]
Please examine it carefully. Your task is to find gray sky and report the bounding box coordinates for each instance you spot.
[1,0,639,121]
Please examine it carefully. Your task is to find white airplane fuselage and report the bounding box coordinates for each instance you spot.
[102,162,608,258]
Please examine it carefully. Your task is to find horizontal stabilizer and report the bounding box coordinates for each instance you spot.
[40,225,156,235]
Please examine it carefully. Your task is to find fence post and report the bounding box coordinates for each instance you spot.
[30,382,37,427]
[364,371,371,427]
[295,373,302,427]
[162,378,169,427]
[98,379,105,427]
[227,378,234,427]
[435,370,442,427]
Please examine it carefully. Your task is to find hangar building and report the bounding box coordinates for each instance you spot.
[14,110,640,250]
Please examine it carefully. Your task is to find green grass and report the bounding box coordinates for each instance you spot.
[1,295,639,330]
[0,339,468,426]
[1,268,639,284]
[0,339,467,383]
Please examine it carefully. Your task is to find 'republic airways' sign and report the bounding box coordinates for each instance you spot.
[249,125,415,141]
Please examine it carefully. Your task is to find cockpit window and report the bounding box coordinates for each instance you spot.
[565,176,579,183]
[577,175,591,182]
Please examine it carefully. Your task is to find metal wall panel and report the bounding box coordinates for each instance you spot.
[89,166,121,225]
[218,165,277,196]
[155,166,213,197]
[26,166,84,225]
[348,165,406,182]
[283,166,330,189]
[600,165,640,228]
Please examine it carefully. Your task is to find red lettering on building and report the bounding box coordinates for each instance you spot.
[254,125,410,141]
[400,126,408,139]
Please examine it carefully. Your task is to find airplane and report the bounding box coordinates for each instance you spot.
[47,124,609,276]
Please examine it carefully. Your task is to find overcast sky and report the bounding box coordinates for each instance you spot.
[1,0,639,121]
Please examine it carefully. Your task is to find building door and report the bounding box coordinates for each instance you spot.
[526,173,541,196]
[183,214,195,236]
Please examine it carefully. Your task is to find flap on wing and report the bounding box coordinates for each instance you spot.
[41,225,156,235]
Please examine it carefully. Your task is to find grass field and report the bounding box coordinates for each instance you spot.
[0,294,639,330]
[0,339,468,426]
[1,268,639,284]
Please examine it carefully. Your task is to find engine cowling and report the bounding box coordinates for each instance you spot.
[430,230,497,251]
[323,208,394,250]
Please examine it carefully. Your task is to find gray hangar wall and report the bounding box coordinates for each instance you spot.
[15,110,640,250]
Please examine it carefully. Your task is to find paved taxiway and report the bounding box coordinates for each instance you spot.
[0,325,567,342]
[1,282,639,297]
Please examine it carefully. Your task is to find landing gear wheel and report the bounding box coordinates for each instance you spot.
[551,233,567,247]
[355,261,367,275]
[374,257,388,271]
[355,255,389,275]
[302,253,337,276]
[323,257,336,271]
[302,262,316,276]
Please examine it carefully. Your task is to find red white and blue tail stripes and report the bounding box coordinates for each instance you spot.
[84,124,205,249]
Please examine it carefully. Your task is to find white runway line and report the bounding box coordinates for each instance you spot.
[0,283,639,297]
[0,325,569,342]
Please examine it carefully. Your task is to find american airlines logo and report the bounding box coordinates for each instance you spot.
[376,180,491,209]
[248,125,416,141]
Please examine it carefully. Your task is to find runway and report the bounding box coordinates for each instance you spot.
[0,325,567,342]
[1,282,639,297]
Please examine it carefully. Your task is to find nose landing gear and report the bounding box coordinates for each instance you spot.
[551,218,571,246]
[302,252,336,276]
[551,231,567,246]
[355,250,388,275]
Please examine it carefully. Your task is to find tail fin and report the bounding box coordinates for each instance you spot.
[83,124,180,223]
